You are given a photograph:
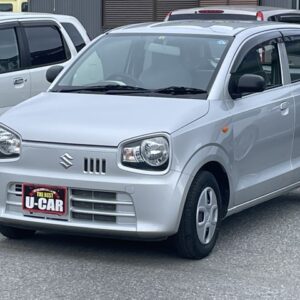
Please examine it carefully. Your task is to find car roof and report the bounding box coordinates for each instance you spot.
[110,20,300,37]
[171,5,299,16]
[0,12,76,22]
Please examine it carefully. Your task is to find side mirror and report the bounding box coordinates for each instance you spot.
[230,74,266,99]
[46,65,64,83]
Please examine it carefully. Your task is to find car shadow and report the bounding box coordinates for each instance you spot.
[1,190,299,263]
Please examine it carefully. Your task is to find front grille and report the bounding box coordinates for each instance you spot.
[83,158,107,175]
[8,183,22,195]
[6,183,136,227]
[70,188,136,224]
[5,183,23,214]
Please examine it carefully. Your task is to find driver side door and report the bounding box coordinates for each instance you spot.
[230,33,295,205]
[0,24,30,113]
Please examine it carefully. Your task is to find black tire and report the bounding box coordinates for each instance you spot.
[175,171,222,259]
[0,224,36,239]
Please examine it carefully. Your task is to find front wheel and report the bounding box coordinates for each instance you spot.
[0,224,36,239]
[175,171,222,259]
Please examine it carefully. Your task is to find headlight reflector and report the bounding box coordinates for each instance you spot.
[0,126,21,158]
[141,137,169,167]
[122,136,170,171]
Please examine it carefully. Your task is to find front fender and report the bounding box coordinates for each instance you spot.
[173,145,234,231]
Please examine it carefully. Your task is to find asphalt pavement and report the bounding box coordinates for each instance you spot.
[0,189,299,300]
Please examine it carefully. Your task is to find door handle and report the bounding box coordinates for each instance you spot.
[13,78,25,85]
[280,102,288,111]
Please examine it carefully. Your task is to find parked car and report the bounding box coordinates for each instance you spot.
[0,13,90,114]
[0,0,28,12]
[0,20,300,259]
[165,5,300,23]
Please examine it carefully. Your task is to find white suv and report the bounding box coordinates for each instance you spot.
[165,5,300,23]
[0,13,90,114]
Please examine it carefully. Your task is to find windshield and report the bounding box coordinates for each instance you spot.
[54,33,232,98]
[0,3,13,11]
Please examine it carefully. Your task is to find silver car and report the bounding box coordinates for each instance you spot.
[0,20,299,259]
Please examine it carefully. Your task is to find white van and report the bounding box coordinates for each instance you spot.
[0,13,90,113]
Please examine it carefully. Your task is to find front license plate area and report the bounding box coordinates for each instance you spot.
[22,184,67,219]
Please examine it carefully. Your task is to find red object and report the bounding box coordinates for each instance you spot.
[198,10,224,14]
[256,11,264,21]
[22,183,67,216]
[166,11,172,19]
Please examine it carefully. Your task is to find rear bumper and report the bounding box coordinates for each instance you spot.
[0,142,190,239]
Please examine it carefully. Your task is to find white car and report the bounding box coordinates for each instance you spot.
[0,12,90,114]
[165,5,300,23]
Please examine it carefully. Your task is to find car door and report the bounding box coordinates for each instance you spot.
[229,33,295,205]
[0,23,30,113]
[20,20,74,97]
[282,30,300,182]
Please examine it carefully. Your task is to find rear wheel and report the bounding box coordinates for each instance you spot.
[175,171,222,259]
[0,224,36,239]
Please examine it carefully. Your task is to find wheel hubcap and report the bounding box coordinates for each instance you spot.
[196,187,218,245]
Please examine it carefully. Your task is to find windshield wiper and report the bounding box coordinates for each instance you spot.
[53,85,207,96]
[154,86,207,95]
[54,85,148,94]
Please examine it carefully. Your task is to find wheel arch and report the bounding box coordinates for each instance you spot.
[176,145,233,231]
[200,161,230,219]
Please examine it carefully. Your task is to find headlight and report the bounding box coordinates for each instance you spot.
[122,136,170,171]
[0,126,21,158]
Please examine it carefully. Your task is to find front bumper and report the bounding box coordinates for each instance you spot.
[0,142,189,239]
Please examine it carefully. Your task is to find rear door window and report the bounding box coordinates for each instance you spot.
[0,28,20,74]
[24,25,70,68]
[0,4,13,11]
[285,37,300,82]
[274,14,300,24]
[61,22,86,52]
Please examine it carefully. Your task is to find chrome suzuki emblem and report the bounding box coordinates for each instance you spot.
[60,153,73,169]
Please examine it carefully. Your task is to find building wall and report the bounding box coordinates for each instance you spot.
[28,0,103,38]
[29,0,269,38]
[260,0,296,8]
[103,0,258,29]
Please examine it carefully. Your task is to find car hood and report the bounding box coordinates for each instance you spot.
[0,93,209,147]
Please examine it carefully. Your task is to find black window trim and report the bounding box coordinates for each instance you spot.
[231,31,283,73]
[0,22,25,75]
[19,20,71,70]
[61,22,86,53]
[0,3,13,12]
[272,13,300,24]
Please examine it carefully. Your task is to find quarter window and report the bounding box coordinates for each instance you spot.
[233,41,282,95]
[61,22,86,52]
[0,28,20,74]
[0,4,13,11]
[285,38,300,83]
[24,26,69,68]
[22,2,28,12]
[276,14,300,24]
